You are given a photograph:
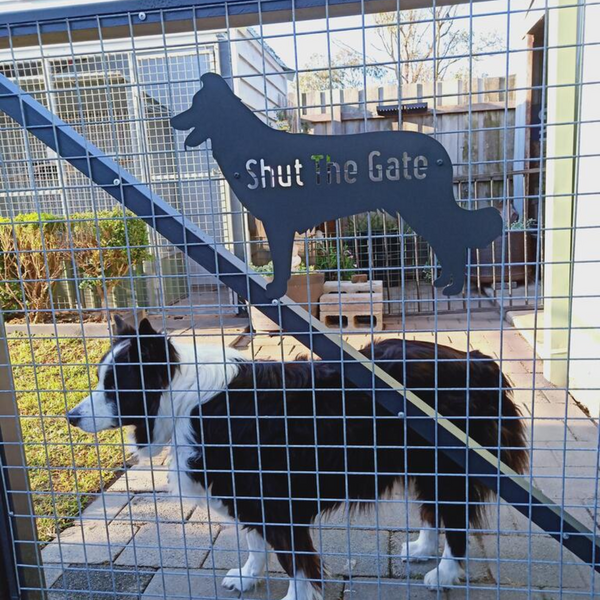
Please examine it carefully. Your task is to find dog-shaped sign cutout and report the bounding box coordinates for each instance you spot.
[172,73,502,299]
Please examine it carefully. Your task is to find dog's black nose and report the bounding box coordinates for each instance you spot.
[67,410,81,427]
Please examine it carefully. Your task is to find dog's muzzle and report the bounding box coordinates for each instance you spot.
[66,408,81,427]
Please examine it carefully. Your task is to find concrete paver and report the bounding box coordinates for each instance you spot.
[44,564,68,590]
[115,521,214,568]
[314,527,389,577]
[342,577,447,599]
[79,492,132,524]
[141,568,344,600]
[479,533,590,591]
[108,464,170,493]
[317,494,421,530]
[206,524,388,577]
[116,493,197,524]
[42,522,137,564]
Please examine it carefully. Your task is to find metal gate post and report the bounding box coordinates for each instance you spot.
[0,314,45,600]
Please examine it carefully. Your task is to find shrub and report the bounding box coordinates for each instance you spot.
[0,213,69,322]
[347,211,401,235]
[69,208,151,310]
[0,209,150,321]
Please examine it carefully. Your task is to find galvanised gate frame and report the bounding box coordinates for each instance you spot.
[0,0,597,598]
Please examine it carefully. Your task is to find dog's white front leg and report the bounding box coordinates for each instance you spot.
[423,540,465,590]
[280,570,321,600]
[400,526,438,562]
[221,528,267,592]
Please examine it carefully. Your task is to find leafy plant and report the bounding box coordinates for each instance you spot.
[250,262,275,275]
[315,242,356,281]
[69,208,151,312]
[421,256,441,283]
[508,218,537,231]
[0,213,69,322]
[249,261,314,276]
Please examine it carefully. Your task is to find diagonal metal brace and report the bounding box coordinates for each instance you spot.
[0,72,598,573]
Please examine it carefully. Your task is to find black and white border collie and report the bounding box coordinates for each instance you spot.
[68,317,527,599]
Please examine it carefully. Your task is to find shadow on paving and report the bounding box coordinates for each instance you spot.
[49,564,155,600]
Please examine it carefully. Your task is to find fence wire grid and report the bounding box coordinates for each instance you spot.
[0,0,599,599]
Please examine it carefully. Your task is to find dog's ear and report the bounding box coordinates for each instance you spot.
[137,318,171,368]
[138,318,158,337]
[200,72,229,91]
[200,72,219,85]
[113,315,135,338]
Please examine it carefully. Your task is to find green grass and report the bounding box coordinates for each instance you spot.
[9,335,128,542]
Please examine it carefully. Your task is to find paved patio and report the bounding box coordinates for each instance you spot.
[42,312,600,599]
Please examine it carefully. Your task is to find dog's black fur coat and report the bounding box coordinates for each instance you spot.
[185,338,527,584]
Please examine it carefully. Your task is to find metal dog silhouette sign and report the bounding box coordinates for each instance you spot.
[171,73,502,299]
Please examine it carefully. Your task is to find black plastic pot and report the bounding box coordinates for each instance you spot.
[470,230,534,284]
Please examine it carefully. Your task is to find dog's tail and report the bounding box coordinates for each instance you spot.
[466,354,529,526]
[496,371,529,476]
[462,206,503,249]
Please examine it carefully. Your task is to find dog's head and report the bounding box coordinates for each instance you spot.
[67,317,179,449]
[171,72,229,147]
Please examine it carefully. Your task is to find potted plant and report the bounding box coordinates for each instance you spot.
[470,217,537,285]
[249,261,325,332]
[314,241,356,281]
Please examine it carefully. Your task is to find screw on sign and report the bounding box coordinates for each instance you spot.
[172,73,502,299]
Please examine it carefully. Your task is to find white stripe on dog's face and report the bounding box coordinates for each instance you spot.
[67,341,131,433]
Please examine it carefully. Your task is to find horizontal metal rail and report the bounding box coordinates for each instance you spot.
[0,0,493,41]
[0,72,598,573]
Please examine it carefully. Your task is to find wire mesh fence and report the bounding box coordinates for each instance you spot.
[0,0,599,599]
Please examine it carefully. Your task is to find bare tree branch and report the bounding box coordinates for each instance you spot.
[373,8,502,84]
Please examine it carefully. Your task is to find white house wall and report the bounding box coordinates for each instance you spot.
[517,0,600,414]
[230,28,291,125]
[567,0,600,414]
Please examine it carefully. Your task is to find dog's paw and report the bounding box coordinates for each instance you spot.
[442,280,464,297]
[433,273,450,288]
[423,562,465,590]
[399,539,436,562]
[222,568,261,593]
